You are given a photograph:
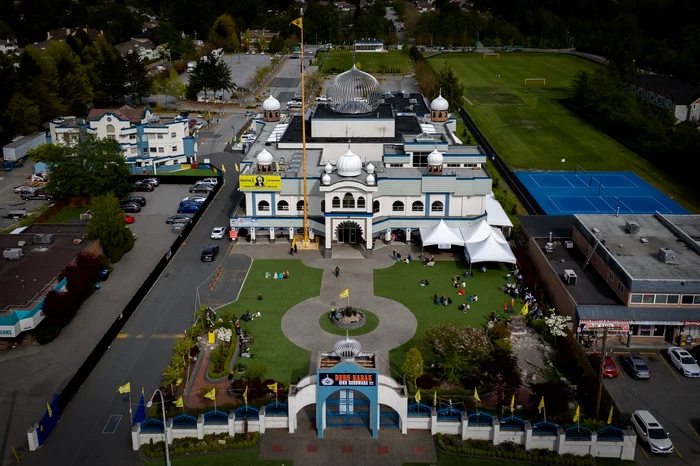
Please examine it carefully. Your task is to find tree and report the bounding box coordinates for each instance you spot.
[269,35,285,53]
[482,350,521,408]
[124,52,151,103]
[434,62,464,112]
[29,131,132,199]
[257,35,268,53]
[209,13,240,52]
[186,55,235,99]
[88,194,134,262]
[42,289,81,327]
[402,347,424,387]
[155,69,187,105]
[421,322,492,384]
[4,93,41,136]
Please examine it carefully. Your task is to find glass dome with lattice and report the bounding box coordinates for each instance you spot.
[327,65,382,115]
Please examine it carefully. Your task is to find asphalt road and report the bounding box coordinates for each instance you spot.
[20,147,248,465]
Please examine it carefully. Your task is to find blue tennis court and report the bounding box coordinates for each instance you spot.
[514,171,688,215]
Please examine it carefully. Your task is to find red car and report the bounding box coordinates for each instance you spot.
[591,353,619,378]
[123,214,135,224]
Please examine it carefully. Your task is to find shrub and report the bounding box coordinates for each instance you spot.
[248,362,268,381]
[416,373,435,389]
[35,323,62,344]
[488,320,511,341]
[42,289,81,327]
[531,381,571,416]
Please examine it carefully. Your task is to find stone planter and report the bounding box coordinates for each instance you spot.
[330,308,366,330]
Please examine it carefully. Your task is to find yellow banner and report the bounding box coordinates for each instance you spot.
[239,175,282,190]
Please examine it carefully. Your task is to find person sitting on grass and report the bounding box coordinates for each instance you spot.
[461,281,466,288]
[258,293,263,300]
[241,311,252,322]
[443,297,452,306]
[459,303,470,311]
[473,295,478,301]
[253,311,261,318]
[457,288,465,296]
[420,279,430,286]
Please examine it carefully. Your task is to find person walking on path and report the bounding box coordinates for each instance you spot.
[335,266,340,277]
[294,244,298,254]
[289,246,294,256]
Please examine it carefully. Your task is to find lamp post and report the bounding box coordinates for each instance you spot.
[146,389,171,466]
[561,158,566,171]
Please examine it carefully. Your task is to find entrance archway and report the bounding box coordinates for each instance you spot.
[336,221,363,244]
[325,389,370,427]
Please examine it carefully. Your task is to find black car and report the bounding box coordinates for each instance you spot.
[166,214,193,224]
[133,183,154,192]
[190,185,214,194]
[622,355,652,379]
[201,244,220,262]
[122,203,141,213]
[21,190,55,201]
[121,196,147,206]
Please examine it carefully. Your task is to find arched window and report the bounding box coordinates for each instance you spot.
[373,200,380,213]
[412,201,424,212]
[321,200,326,212]
[258,200,270,212]
[357,197,366,209]
[392,201,405,212]
[277,200,289,211]
[431,201,444,212]
[106,124,116,140]
[342,192,355,208]
[332,196,340,209]
[296,200,305,211]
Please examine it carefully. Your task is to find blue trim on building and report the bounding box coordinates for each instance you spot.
[372,213,487,227]
[271,193,276,216]
[251,192,257,216]
[324,212,374,217]
[425,193,430,215]
[0,277,67,326]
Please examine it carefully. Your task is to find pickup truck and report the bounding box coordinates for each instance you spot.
[21,190,55,201]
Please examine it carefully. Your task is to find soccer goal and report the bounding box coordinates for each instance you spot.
[484,53,500,59]
[525,78,546,86]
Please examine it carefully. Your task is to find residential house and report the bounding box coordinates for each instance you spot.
[0,38,18,54]
[415,1,436,12]
[335,1,356,12]
[354,39,385,52]
[116,39,158,61]
[624,75,700,123]
[48,105,197,172]
[29,27,104,51]
[239,29,280,48]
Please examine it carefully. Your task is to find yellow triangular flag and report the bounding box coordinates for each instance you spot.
[174,397,184,408]
[235,163,240,172]
[267,382,278,392]
[573,405,580,422]
[339,288,349,298]
[275,162,280,172]
[118,382,131,394]
[521,302,529,315]
[204,388,216,400]
[141,386,144,396]
[474,388,480,402]
[510,394,515,413]
[243,386,248,406]
[290,17,303,29]
[47,402,53,418]
[175,378,183,386]
[433,390,437,407]
[538,396,545,414]
[415,390,421,403]
[221,164,227,173]
[607,406,613,425]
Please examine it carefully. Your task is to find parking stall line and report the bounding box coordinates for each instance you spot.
[673,443,683,459]
[637,443,649,459]
[688,423,700,442]
[658,351,681,382]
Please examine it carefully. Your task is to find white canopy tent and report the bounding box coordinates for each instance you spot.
[460,220,517,272]
[419,219,465,249]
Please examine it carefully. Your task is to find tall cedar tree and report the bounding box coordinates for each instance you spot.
[88,194,135,262]
[124,52,151,103]
[434,62,464,112]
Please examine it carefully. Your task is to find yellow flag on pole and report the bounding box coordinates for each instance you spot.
[510,394,515,414]
[221,164,227,173]
[204,388,217,400]
[243,386,248,406]
[118,382,131,394]
[142,386,145,396]
[174,397,184,408]
[415,390,421,403]
[573,405,580,422]
[433,390,437,407]
[267,382,278,392]
[474,388,481,402]
[607,406,613,425]
[47,402,53,418]
[538,397,545,414]
[339,289,349,298]
[290,17,303,29]
[235,163,240,172]
[521,302,529,315]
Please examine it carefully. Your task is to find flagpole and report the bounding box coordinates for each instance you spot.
[544,405,546,424]
[128,395,133,426]
[300,15,309,246]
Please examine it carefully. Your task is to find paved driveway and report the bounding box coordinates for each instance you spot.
[604,349,700,465]
[0,163,49,230]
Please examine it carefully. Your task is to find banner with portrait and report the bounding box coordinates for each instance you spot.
[239,175,282,190]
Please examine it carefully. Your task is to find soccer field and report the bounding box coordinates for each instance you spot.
[429,53,700,212]
[323,50,412,74]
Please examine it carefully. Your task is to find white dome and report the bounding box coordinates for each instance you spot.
[325,162,333,174]
[366,162,375,174]
[256,148,273,165]
[333,337,362,359]
[322,173,331,185]
[337,149,362,177]
[427,149,444,166]
[431,92,449,111]
[366,173,375,185]
[262,95,280,111]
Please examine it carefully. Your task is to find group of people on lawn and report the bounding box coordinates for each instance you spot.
[425,273,479,311]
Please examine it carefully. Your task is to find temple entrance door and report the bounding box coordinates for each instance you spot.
[336,221,362,244]
[325,390,370,427]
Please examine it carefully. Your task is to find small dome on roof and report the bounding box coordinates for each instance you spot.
[262,95,280,111]
[256,148,274,165]
[333,337,362,359]
[430,92,449,111]
[325,162,333,174]
[337,148,362,177]
[366,173,375,185]
[322,173,331,185]
[427,149,443,166]
[366,162,375,174]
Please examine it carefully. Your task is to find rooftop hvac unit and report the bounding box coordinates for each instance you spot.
[3,248,24,260]
[565,241,574,249]
[564,269,577,285]
[545,242,555,253]
[626,220,640,233]
[659,247,676,263]
[33,234,55,244]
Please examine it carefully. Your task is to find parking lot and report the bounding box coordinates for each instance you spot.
[604,349,700,465]
[125,183,194,246]
[0,162,50,230]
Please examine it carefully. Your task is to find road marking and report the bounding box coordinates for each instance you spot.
[638,443,649,458]
[673,443,683,458]
[116,333,128,339]
[658,351,681,382]
[639,352,656,355]
[688,423,700,442]
[114,333,184,340]
[102,414,122,434]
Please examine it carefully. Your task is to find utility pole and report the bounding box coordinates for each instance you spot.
[595,327,608,419]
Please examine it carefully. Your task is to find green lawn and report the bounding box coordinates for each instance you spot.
[323,50,412,73]
[376,260,516,369]
[403,452,636,465]
[153,447,291,465]
[45,206,91,223]
[430,53,700,213]
[318,310,380,336]
[158,168,217,176]
[217,259,322,383]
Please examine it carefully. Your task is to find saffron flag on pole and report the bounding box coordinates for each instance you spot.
[433,390,437,407]
[267,382,278,392]
[174,397,184,408]
[221,164,227,173]
[47,402,53,418]
[521,302,529,315]
[235,163,240,172]
[118,382,131,394]
[607,406,613,425]
[474,388,481,402]
[538,397,545,414]
[204,388,217,400]
[573,405,580,422]
[339,289,349,298]
[243,386,249,406]
[290,17,303,29]
[510,394,515,414]
[415,390,421,403]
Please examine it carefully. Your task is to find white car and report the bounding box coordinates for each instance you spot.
[631,410,674,454]
[195,121,204,130]
[201,178,219,185]
[287,101,302,108]
[667,346,700,377]
[316,95,331,102]
[142,178,159,186]
[211,226,227,239]
[181,196,207,203]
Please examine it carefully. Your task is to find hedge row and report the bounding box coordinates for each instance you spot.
[143,432,260,458]
[440,446,593,465]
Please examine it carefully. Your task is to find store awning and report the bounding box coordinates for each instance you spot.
[577,305,700,326]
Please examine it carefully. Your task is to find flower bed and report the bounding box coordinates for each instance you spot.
[329,307,366,330]
[142,432,260,459]
[437,434,594,466]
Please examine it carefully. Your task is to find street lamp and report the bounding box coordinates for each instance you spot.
[146,389,171,466]
[561,158,566,171]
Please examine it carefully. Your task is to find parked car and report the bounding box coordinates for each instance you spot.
[667,346,700,377]
[621,355,651,379]
[142,178,159,187]
[630,410,673,454]
[195,121,204,130]
[133,183,154,192]
[211,226,227,239]
[201,244,220,262]
[287,101,302,108]
[21,190,55,201]
[589,353,619,378]
[123,214,135,224]
[316,95,331,102]
[14,185,34,194]
[177,204,200,214]
[122,203,141,213]
[200,177,219,185]
[121,196,147,206]
[181,196,207,203]
[166,214,193,224]
[189,185,214,194]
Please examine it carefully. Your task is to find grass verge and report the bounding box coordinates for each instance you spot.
[323,50,412,73]
[45,206,91,224]
[318,309,380,336]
